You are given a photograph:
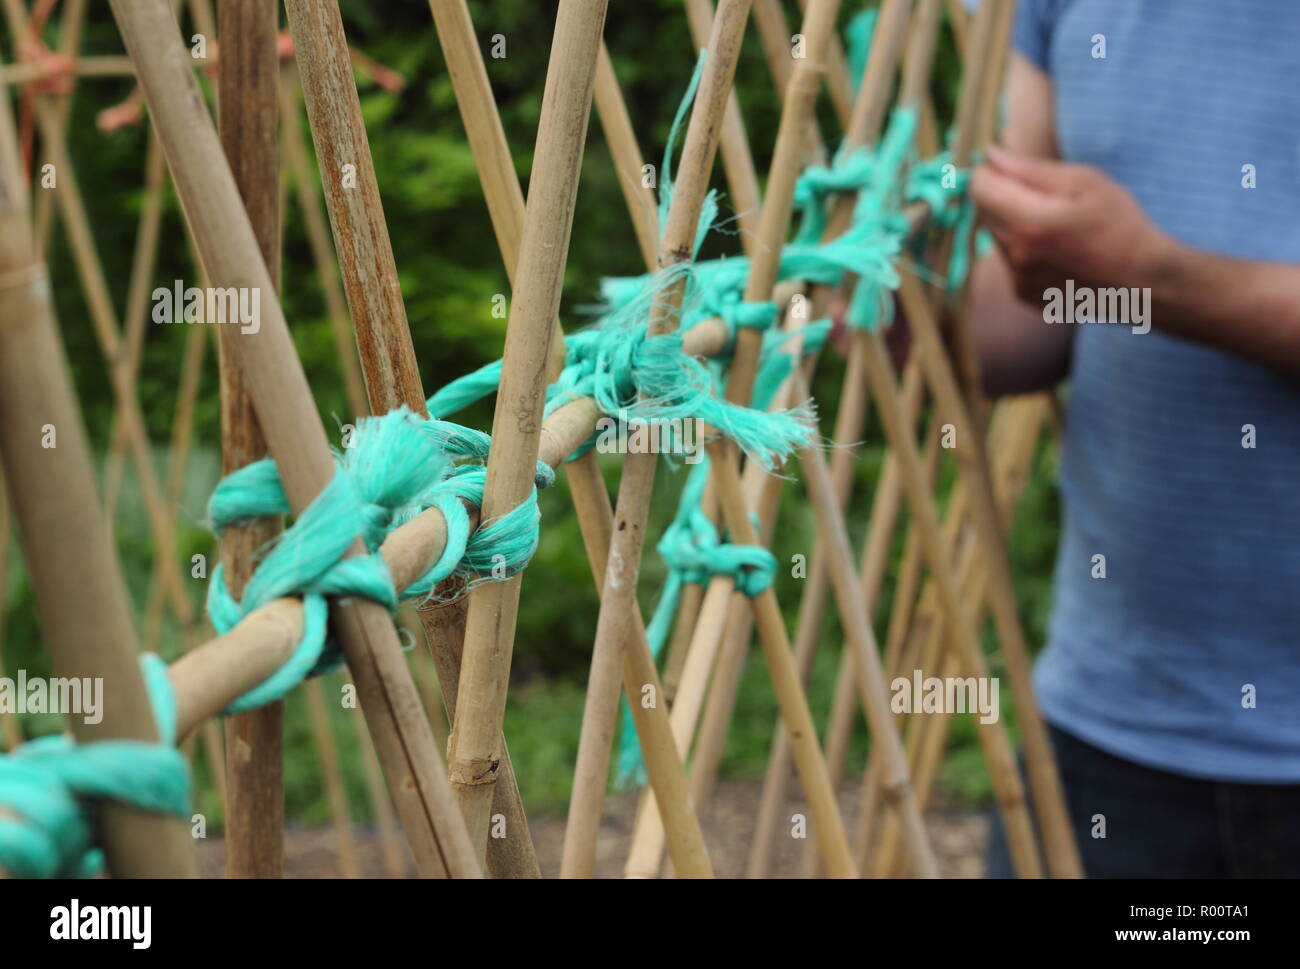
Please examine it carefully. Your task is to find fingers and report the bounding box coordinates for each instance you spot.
[983,144,1071,193]
[972,165,1057,234]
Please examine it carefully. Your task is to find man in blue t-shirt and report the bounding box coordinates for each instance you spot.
[965,0,1300,876]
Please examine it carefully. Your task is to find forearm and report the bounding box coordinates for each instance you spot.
[1144,240,1300,378]
[966,246,1072,397]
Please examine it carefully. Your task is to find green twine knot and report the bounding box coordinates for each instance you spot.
[0,654,189,878]
[205,408,551,712]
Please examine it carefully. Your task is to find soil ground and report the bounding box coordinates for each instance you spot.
[196,779,989,877]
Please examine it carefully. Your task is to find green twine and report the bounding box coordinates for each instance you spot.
[845,8,878,97]
[206,407,552,713]
[538,261,816,471]
[0,654,190,878]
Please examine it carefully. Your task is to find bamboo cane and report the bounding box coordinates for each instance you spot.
[141,322,207,653]
[0,53,132,85]
[278,64,408,879]
[751,0,827,166]
[215,0,286,879]
[856,321,1042,877]
[447,0,609,860]
[1,1,202,662]
[698,0,876,878]
[109,0,480,878]
[787,0,999,878]
[277,68,368,419]
[279,0,535,879]
[5,1,232,805]
[104,131,166,550]
[0,52,197,876]
[681,6,938,873]
[793,0,854,127]
[749,357,923,876]
[0,472,21,752]
[681,314,816,824]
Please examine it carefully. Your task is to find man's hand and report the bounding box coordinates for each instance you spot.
[971,145,1173,305]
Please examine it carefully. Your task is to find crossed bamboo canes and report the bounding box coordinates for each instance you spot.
[657,0,921,875]
[2,0,398,876]
[419,0,712,876]
[103,0,481,877]
[0,0,1078,879]
[0,34,198,874]
[856,0,1080,878]
[619,0,921,877]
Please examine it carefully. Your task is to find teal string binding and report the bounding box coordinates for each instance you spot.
[206,407,552,713]
[0,654,190,878]
[0,408,557,879]
[845,7,877,97]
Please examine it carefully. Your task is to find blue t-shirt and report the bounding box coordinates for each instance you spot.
[1009,0,1300,782]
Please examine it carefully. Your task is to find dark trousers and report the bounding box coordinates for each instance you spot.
[985,724,1300,877]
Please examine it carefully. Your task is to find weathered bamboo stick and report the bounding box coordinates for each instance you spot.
[109,0,480,878]
[282,0,420,413]
[277,68,368,419]
[0,54,197,876]
[215,0,285,879]
[278,63,405,880]
[447,0,609,860]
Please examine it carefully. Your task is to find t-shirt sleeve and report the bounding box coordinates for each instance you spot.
[1012,0,1064,72]
[960,0,1061,73]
